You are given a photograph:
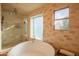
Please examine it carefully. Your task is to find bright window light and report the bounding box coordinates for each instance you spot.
[54,8,69,30]
[30,14,43,40]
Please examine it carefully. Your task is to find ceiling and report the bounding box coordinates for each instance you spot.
[2,3,48,15]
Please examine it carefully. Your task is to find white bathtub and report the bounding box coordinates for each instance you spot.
[7,40,55,56]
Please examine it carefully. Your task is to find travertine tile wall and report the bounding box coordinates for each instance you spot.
[27,4,79,54]
[1,4,26,49]
[0,4,1,50]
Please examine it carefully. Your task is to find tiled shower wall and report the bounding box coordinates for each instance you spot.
[0,4,1,50]
[1,4,26,49]
[27,4,79,54]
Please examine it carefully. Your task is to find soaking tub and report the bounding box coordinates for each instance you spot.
[7,40,55,56]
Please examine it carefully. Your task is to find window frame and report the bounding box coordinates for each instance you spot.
[30,14,43,40]
[53,7,69,30]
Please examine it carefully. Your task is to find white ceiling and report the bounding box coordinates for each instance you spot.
[6,3,48,15]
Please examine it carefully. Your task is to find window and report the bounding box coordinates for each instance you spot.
[54,8,69,30]
[30,14,43,40]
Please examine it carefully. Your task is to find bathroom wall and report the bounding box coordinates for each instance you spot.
[27,4,79,54]
[0,4,1,50]
[1,4,26,49]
